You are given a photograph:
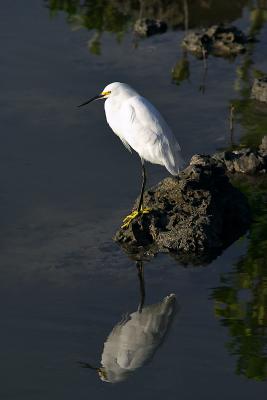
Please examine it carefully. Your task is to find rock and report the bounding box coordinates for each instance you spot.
[213,136,267,174]
[134,18,167,37]
[259,135,267,154]
[114,155,251,264]
[182,24,249,58]
[251,76,267,103]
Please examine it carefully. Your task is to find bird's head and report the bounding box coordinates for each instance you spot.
[78,82,137,107]
[78,362,122,383]
[78,362,109,381]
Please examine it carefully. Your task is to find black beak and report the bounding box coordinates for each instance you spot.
[77,94,104,108]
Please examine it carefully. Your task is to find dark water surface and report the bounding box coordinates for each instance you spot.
[1,1,267,399]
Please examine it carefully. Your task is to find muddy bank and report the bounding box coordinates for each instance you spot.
[114,155,251,264]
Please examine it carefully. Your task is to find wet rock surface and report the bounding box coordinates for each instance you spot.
[182,25,249,58]
[114,155,251,264]
[251,76,267,103]
[213,136,267,174]
[134,18,167,37]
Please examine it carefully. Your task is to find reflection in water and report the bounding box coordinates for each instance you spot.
[136,260,146,313]
[173,3,267,95]
[80,262,176,383]
[199,53,208,94]
[231,3,267,148]
[212,175,267,381]
[229,103,235,146]
[171,51,190,86]
[45,0,250,54]
[172,48,208,92]
[206,5,267,372]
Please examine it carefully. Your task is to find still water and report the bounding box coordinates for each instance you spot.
[0,1,267,398]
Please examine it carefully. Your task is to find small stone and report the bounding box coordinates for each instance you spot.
[233,153,261,174]
[213,139,267,174]
[251,77,267,103]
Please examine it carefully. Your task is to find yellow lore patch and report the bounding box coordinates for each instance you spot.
[101,90,111,96]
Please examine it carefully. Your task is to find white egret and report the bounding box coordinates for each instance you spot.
[78,82,184,227]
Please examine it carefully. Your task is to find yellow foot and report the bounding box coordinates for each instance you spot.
[121,207,151,229]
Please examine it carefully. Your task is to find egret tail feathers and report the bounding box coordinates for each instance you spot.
[164,147,185,176]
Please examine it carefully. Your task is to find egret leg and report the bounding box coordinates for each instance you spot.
[137,159,146,213]
[121,158,151,229]
[136,261,145,313]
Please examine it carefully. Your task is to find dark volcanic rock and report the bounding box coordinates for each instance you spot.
[114,155,251,264]
[134,18,167,37]
[251,76,267,103]
[213,136,267,174]
[182,24,249,58]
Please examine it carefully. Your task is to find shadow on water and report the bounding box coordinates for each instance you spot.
[212,175,267,381]
[79,261,176,383]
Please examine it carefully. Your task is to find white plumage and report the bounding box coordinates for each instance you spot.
[104,82,184,175]
[78,82,185,223]
[98,293,176,383]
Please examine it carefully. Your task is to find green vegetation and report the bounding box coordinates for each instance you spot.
[210,6,267,380]
[212,175,267,381]
[171,52,190,85]
[46,0,132,50]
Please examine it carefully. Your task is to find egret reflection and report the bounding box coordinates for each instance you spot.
[80,262,176,383]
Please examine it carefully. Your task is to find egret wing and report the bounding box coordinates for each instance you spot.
[120,137,132,153]
[119,96,184,174]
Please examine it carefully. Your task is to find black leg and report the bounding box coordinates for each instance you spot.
[137,158,146,213]
[136,261,145,313]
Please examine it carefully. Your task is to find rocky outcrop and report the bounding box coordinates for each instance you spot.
[182,25,249,58]
[251,76,267,103]
[114,155,251,264]
[134,18,167,37]
[213,136,267,174]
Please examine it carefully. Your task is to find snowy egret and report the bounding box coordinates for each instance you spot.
[78,82,184,228]
[80,293,176,383]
